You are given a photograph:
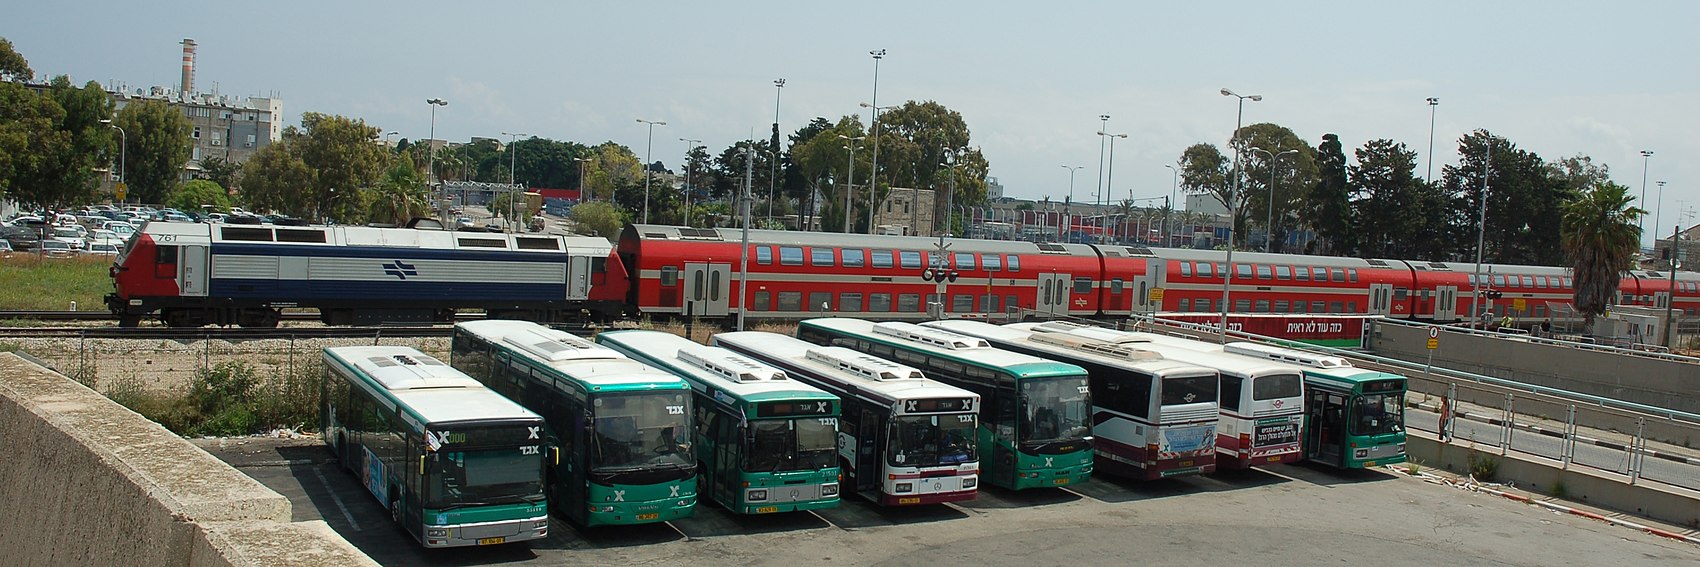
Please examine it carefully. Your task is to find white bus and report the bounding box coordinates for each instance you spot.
[713,331,981,506]
[320,346,549,548]
[926,320,1220,480]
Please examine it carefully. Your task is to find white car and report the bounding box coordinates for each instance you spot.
[52,227,87,250]
[83,242,120,256]
[38,239,76,258]
[204,212,228,223]
[103,221,137,238]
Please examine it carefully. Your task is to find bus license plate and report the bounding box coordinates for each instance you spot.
[1053,478,1070,485]
[636,513,659,521]
[756,506,779,514]
[1364,461,1377,467]
[1179,460,1193,467]
[1267,456,1282,462]
[477,537,505,546]
[898,497,921,505]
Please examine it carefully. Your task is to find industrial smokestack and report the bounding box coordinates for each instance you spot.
[180,39,196,95]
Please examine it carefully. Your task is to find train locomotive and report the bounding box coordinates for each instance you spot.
[108,221,1700,329]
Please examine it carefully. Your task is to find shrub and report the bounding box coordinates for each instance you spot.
[1467,453,1499,482]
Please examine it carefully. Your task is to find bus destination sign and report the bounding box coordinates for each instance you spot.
[755,400,835,418]
[1362,379,1405,394]
[902,397,975,414]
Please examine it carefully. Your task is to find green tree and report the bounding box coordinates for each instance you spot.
[0,81,69,205]
[293,112,386,222]
[1306,133,1354,255]
[1561,181,1643,328]
[789,116,868,231]
[1230,123,1315,253]
[1350,139,1423,257]
[45,77,115,206]
[367,153,428,226]
[584,142,642,214]
[568,200,627,240]
[1177,143,1233,243]
[237,141,313,215]
[196,155,242,192]
[165,179,231,212]
[0,37,31,81]
[115,99,193,205]
[1441,131,1570,265]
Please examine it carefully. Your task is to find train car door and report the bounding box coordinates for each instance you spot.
[178,245,209,297]
[1434,286,1458,322]
[1367,283,1393,316]
[683,262,730,317]
[1036,272,1070,318]
[566,255,591,300]
[1130,258,1162,315]
[1655,291,1671,310]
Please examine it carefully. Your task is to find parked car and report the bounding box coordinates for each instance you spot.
[52,227,88,250]
[204,212,228,223]
[102,221,137,238]
[38,239,76,258]
[83,242,120,257]
[2,224,44,251]
[0,239,12,258]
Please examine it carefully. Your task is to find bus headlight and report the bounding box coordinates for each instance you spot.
[747,489,768,501]
[821,483,839,497]
[1354,449,1369,459]
[532,519,549,529]
[962,477,977,489]
[895,482,913,493]
[426,528,448,537]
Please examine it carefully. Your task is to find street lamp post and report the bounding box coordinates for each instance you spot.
[941,149,962,236]
[859,102,895,234]
[635,118,667,224]
[1061,165,1083,241]
[1219,88,1261,342]
[1655,180,1668,246]
[1095,114,1109,213]
[1163,163,1179,247]
[573,157,593,202]
[839,135,864,233]
[1250,147,1298,253]
[425,98,448,219]
[1426,97,1439,184]
[680,138,702,226]
[99,119,126,202]
[769,79,785,222]
[501,131,528,231]
[1098,132,1127,240]
[1639,150,1655,240]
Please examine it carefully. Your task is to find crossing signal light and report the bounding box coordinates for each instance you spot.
[1486,289,1504,300]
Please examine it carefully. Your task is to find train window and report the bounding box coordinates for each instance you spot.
[1255,265,1272,279]
[221,227,273,241]
[1007,255,1020,272]
[1312,301,1326,312]
[754,291,771,311]
[955,252,976,271]
[592,257,607,274]
[1255,299,1270,312]
[660,266,679,286]
[953,295,974,312]
[1536,305,1546,316]
[156,245,178,270]
[756,246,773,265]
[1394,288,1408,300]
[1536,276,1548,288]
[1521,275,1533,287]
[1179,262,1192,277]
[458,238,506,248]
[842,249,865,267]
[1348,268,1358,283]
[1293,301,1306,313]
[780,246,804,266]
[1275,300,1289,311]
[1111,279,1124,294]
[1328,301,1344,313]
[872,250,894,268]
[1330,268,1345,282]
[514,237,558,250]
[899,250,922,269]
[1235,299,1251,312]
[840,293,863,312]
[927,293,940,309]
[984,295,1001,312]
[778,291,803,311]
[1493,275,1505,287]
[809,292,832,312]
[811,247,835,266]
[1563,277,1572,288]
[275,229,328,244]
[898,294,921,312]
[1313,267,1328,281]
[1073,277,1093,294]
[1275,265,1291,280]
[1006,295,1019,311]
[1295,266,1309,281]
[1196,263,1212,278]
[983,254,1002,272]
[1196,298,1211,312]
[1236,264,1252,279]
[869,293,892,312]
[1178,298,1190,311]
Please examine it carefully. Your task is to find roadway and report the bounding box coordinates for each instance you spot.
[198,437,1698,566]
[1406,403,1700,489]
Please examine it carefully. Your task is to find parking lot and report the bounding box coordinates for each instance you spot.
[197,436,1697,566]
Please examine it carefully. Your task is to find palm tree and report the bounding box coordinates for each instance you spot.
[1560,181,1644,329]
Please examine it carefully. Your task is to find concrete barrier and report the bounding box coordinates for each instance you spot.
[1408,429,1700,529]
[0,353,375,566]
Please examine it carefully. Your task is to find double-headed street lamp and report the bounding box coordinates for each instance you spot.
[1250,147,1298,252]
[680,138,702,226]
[636,118,667,224]
[1639,150,1655,240]
[770,79,785,221]
[1098,131,1127,235]
[98,119,126,201]
[1218,87,1261,342]
[840,135,865,234]
[502,131,528,230]
[1655,180,1668,246]
[1061,165,1084,241]
[573,157,593,202]
[425,98,448,217]
[1426,98,1439,184]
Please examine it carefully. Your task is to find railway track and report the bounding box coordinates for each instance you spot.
[0,319,596,340]
[0,310,324,322]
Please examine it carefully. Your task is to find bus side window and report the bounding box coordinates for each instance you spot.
[1219,375,1243,413]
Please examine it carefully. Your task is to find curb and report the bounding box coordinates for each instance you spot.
[1417,470,1700,546]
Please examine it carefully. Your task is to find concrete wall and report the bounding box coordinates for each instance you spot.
[1409,430,1700,528]
[1370,322,1700,414]
[0,353,375,567]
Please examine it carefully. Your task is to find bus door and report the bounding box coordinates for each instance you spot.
[714,413,740,504]
[988,384,1018,487]
[178,244,208,297]
[1305,390,1346,466]
[1435,286,1458,322]
[683,262,731,318]
[857,408,881,495]
[1036,273,1070,318]
[1367,283,1393,316]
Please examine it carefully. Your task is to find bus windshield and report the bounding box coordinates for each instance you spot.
[746,417,837,472]
[1019,376,1092,451]
[1252,373,1303,401]
[426,446,544,509]
[888,413,978,468]
[1351,393,1404,436]
[590,391,692,472]
[1161,373,1219,406]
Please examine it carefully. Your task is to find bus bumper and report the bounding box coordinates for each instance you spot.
[881,488,977,506]
[584,497,697,527]
[1010,464,1093,490]
[422,514,550,548]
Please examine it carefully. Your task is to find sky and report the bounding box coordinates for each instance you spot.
[9,1,1698,244]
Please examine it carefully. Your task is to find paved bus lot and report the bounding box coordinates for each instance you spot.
[198,437,1698,566]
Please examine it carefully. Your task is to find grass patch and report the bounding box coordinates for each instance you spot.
[103,359,323,437]
[0,255,113,311]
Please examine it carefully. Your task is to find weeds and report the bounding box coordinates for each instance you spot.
[103,359,323,437]
[1550,480,1569,499]
[1467,452,1500,482]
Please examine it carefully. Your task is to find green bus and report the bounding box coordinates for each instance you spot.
[1212,341,1407,469]
[797,318,1094,490]
[320,345,549,548]
[596,330,843,515]
[451,320,697,526]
